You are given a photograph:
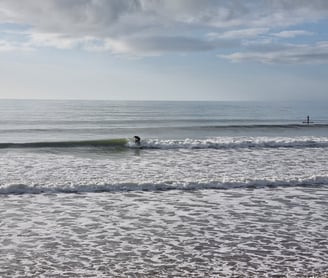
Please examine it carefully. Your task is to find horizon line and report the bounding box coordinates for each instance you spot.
[0,97,317,103]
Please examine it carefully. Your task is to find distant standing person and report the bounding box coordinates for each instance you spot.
[303,115,313,125]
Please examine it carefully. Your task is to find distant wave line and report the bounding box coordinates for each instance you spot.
[1,123,328,134]
[200,123,328,129]
[1,176,327,195]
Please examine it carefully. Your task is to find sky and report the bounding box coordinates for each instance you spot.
[0,0,328,101]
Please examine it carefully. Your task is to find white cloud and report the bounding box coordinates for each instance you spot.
[0,39,32,51]
[28,32,81,49]
[221,41,328,64]
[273,30,314,38]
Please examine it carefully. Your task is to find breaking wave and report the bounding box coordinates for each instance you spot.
[137,137,328,150]
[1,176,327,195]
[1,136,328,150]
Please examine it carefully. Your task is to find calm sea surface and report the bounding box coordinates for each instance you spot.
[0,99,327,277]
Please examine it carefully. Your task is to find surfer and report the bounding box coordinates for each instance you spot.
[134,136,141,146]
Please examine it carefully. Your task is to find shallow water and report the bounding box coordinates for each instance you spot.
[1,100,328,277]
[1,100,328,194]
[0,187,327,277]
[1,144,328,194]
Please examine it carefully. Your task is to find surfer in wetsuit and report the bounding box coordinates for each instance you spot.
[134,136,141,146]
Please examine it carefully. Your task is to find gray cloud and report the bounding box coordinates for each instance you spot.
[0,0,140,35]
[107,35,239,55]
[208,28,269,39]
[1,0,328,33]
[0,0,328,62]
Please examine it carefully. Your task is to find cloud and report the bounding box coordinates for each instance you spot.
[85,36,239,56]
[273,30,314,38]
[28,32,82,49]
[0,0,328,62]
[1,1,328,33]
[221,41,328,64]
[110,36,218,55]
[0,39,32,51]
[208,28,269,39]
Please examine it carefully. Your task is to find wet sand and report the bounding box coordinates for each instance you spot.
[0,186,327,277]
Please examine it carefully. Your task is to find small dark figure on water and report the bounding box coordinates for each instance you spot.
[134,136,141,145]
[303,115,313,125]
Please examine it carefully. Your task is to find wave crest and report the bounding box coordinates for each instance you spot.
[1,136,328,150]
[137,137,328,150]
[1,176,327,195]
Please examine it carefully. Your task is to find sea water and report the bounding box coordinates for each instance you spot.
[0,99,327,277]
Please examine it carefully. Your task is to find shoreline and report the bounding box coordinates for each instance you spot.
[1,186,327,277]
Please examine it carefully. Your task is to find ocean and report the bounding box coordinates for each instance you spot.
[0,99,327,277]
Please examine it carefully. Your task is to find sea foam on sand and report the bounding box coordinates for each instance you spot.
[0,186,327,277]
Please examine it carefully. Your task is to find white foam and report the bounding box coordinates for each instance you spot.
[0,187,327,276]
[132,136,328,150]
[1,141,328,194]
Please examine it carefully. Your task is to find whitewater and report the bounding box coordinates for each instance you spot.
[0,99,328,277]
[2,136,328,195]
